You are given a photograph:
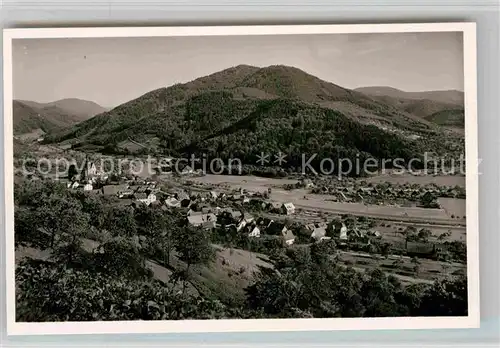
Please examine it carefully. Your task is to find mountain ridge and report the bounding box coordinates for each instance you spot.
[13,98,108,135]
[43,64,464,171]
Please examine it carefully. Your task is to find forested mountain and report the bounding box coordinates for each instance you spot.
[45,65,464,171]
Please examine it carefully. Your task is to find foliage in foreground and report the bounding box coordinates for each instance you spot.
[16,259,229,322]
[246,245,468,318]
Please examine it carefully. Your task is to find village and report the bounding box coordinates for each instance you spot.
[54,154,466,282]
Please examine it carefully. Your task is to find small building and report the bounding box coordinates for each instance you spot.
[311,226,328,242]
[174,191,190,202]
[210,191,219,200]
[181,165,194,175]
[230,210,242,221]
[165,197,181,208]
[102,184,129,196]
[118,189,134,199]
[248,226,261,238]
[339,223,348,240]
[71,181,80,189]
[134,186,148,194]
[270,202,282,212]
[282,202,295,215]
[266,221,288,236]
[300,178,315,188]
[282,228,296,246]
[83,183,93,191]
[406,241,436,257]
[135,193,157,206]
[188,213,217,229]
[236,219,248,232]
[187,209,203,216]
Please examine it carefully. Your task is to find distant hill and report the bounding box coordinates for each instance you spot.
[354,86,464,124]
[425,109,465,127]
[354,86,464,106]
[46,65,463,172]
[13,98,108,135]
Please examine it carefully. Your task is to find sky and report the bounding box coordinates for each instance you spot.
[12,31,464,108]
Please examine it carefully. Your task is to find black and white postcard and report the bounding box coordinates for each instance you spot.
[3,23,479,335]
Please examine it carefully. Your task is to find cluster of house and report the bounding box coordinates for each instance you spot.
[101,182,158,205]
[310,181,464,204]
[66,158,107,191]
[181,196,297,245]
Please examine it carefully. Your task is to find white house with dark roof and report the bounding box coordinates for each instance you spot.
[282,202,295,215]
[282,228,296,245]
[248,226,261,238]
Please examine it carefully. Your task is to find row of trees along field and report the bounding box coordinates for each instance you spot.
[15,179,467,321]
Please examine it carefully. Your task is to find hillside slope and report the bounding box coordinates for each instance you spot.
[20,98,108,120]
[354,86,464,105]
[13,99,108,135]
[425,109,465,127]
[13,101,60,135]
[353,86,465,121]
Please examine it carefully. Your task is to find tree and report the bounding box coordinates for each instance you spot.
[392,256,404,269]
[79,194,107,229]
[52,206,90,264]
[418,276,468,316]
[95,236,152,280]
[36,195,88,249]
[68,164,79,180]
[418,228,432,242]
[104,206,137,237]
[136,207,178,266]
[411,257,421,275]
[380,243,391,258]
[174,226,213,293]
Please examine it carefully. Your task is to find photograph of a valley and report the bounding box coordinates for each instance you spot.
[12,31,469,323]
